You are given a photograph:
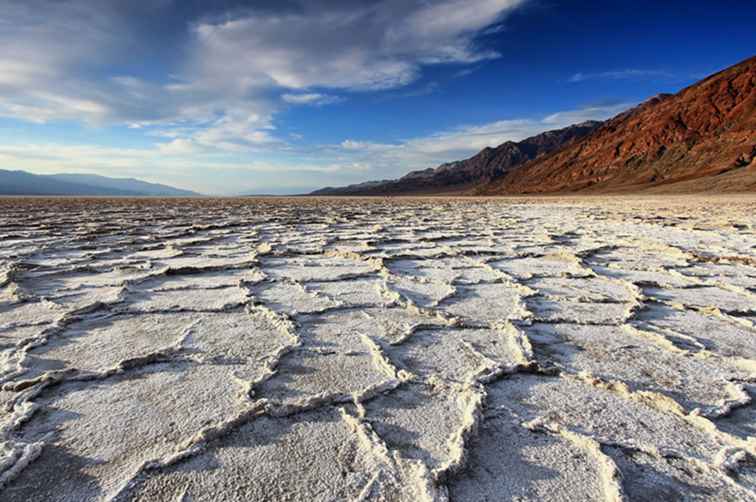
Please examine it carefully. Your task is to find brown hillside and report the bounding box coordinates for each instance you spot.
[479,56,756,194]
[311,121,600,195]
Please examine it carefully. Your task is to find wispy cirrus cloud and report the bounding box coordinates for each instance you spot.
[568,69,674,83]
[542,103,629,125]
[281,93,344,106]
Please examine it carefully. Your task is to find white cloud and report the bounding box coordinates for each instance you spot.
[333,103,631,179]
[282,93,343,106]
[340,140,395,151]
[191,112,280,150]
[190,0,524,91]
[403,119,538,154]
[5,1,636,194]
[568,69,673,83]
[0,1,168,124]
[388,0,518,63]
[156,138,202,156]
[542,103,629,125]
[0,0,527,159]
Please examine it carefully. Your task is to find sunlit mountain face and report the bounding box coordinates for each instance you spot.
[0,0,754,194]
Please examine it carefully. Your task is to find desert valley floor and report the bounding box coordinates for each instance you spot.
[0,196,755,501]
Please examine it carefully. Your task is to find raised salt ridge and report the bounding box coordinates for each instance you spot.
[0,196,754,501]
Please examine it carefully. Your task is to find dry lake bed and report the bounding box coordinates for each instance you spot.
[0,196,755,501]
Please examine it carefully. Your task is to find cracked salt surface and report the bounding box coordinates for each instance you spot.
[0,195,755,501]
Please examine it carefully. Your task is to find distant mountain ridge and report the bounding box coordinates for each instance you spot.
[311,121,601,195]
[312,56,756,196]
[0,170,198,196]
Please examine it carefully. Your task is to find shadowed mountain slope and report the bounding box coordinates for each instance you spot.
[0,170,199,196]
[310,121,602,195]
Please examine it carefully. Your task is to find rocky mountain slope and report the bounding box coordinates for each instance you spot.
[0,169,199,196]
[479,55,756,194]
[311,121,601,195]
[313,56,755,196]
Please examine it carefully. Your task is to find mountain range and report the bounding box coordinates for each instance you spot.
[0,170,198,196]
[312,55,756,196]
[3,57,752,198]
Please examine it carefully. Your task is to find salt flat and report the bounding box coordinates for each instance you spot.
[0,196,755,501]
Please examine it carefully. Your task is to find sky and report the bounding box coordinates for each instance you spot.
[0,1,754,195]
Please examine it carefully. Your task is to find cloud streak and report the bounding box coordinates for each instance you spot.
[568,69,674,83]
[282,93,343,106]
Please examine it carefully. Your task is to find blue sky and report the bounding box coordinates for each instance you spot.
[0,0,754,194]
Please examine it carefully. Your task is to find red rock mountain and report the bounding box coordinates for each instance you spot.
[479,55,756,194]
[311,56,755,196]
[310,121,601,195]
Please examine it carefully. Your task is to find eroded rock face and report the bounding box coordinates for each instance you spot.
[0,196,755,501]
[481,55,756,194]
